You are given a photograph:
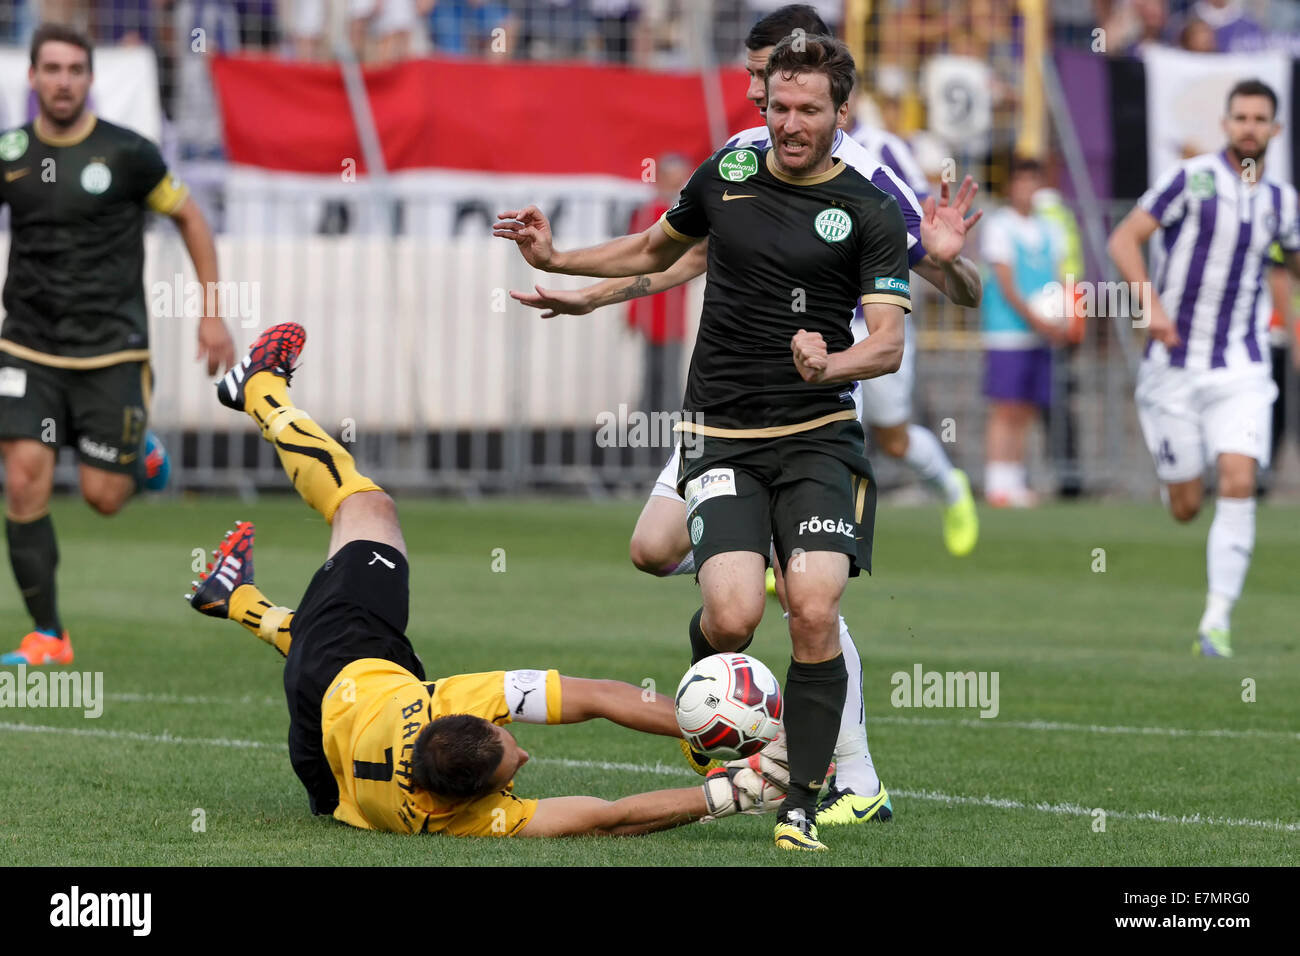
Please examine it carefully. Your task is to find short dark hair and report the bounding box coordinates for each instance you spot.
[745,4,831,51]
[1226,78,1278,120]
[764,33,856,110]
[30,23,94,72]
[410,715,505,800]
[1009,154,1045,177]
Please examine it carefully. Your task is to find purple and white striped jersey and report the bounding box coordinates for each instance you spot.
[724,125,928,268]
[847,121,932,203]
[1139,151,1300,371]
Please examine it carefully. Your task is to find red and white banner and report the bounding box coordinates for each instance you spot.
[212,56,752,177]
[209,56,755,238]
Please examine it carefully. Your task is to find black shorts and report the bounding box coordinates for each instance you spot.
[283,540,424,815]
[0,353,150,474]
[677,416,877,577]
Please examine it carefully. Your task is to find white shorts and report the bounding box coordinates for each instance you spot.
[348,0,418,33]
[852,313,916,427]
[651,444,684,502]
[287,0,325,37]
[1135,361,1277,483]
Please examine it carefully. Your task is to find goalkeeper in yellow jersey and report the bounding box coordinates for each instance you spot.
[186,322,786,838]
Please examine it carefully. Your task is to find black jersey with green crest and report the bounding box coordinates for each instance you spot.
[0,116,188,364]
[661,145,911,435]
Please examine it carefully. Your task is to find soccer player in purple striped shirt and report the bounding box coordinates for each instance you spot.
[1108,78,1300,658]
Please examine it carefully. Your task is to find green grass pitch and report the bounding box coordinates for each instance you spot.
[1,494,1296,866]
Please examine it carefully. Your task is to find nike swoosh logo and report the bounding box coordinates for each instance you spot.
[5,168,29,182]
[852,800,885,819]
[199,601,223,612]
[722,191,756,201]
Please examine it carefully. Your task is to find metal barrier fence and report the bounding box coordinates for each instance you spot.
[29,192,1192,501]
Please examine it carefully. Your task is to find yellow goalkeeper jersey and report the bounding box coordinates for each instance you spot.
[321,658,562,836]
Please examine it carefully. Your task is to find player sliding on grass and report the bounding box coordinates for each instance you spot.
[186,322,787,837]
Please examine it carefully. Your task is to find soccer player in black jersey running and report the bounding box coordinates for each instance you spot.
[0,25,236,666]
[497,35,911,851]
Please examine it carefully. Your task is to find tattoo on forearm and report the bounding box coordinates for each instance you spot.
[611,275,652,303]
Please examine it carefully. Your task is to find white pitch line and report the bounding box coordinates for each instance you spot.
[101,692,1300,743]
[1,720,1296,833]
[869,714,1300,742]
[0,720,287,750]
[107,692,280,707]
[534,757,689,777]
[889,788,1300,833]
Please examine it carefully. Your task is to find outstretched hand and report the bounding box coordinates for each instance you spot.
[920,175,983,264]
[493,205,556,271]
[196,315,236,376]
[510,284,593,318]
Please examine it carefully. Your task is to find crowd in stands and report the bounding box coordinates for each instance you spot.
[0,1,839,65]
[1073,1,1295,55]
[0,2,1292,66]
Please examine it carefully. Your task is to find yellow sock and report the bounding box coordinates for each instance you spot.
[229,583,294,657]
[242,371,381,522]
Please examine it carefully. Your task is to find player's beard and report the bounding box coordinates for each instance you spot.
[776,122,835,176]
[1231,134,1268,165]
[39,89,87,130]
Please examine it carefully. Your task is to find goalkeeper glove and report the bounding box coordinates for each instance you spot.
[701,756,787,819]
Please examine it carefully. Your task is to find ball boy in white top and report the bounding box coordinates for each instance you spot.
[1108,79,1300,658]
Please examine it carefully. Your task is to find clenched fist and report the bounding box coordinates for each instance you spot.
[791,329,832,383]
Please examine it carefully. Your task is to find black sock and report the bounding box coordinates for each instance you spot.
[689,607,754,664]
[132,442,148,493]
[780,654,848,819]
[7,514,61,633]
[688,607,715,664]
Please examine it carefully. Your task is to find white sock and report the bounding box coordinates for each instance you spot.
[667,551,695,576]
[1009,463,1028,494]
[985,461,1019,496]
[903,424,963,505]
[1201,592,1233,634]
[831,615,880,796]
[1201,496,1256,632]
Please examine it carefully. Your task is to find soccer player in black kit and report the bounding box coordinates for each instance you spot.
[496,35,910,850]
[0,25,236,666]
